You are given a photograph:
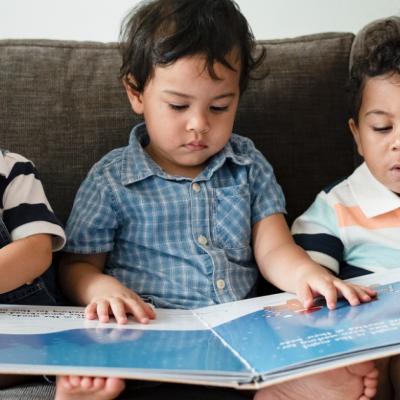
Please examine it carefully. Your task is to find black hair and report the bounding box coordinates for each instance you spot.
[119,0,265,94]
[348,16,400,123]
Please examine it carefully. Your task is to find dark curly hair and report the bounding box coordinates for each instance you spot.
[119,0,265,95]
[348,16,400,123]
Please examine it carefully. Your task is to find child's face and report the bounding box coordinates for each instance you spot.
[125,51,241,178]
[349,74,400,194]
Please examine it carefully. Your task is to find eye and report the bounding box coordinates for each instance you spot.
[373,126,392,133]
[169,104,188,111]
[210,105,229,113]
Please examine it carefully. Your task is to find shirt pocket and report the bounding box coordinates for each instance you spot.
[213,184,251,249]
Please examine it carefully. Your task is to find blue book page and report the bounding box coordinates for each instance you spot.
[0,327,248,373]
[213,282,400,374]
[0,328,245,371]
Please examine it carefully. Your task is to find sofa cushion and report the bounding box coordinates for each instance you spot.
[235,32,356,223]
[0,33,355,225]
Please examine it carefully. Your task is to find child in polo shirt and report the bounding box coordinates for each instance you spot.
[291,15,400,399]
[0,149,65,388]
[55,1,378,399]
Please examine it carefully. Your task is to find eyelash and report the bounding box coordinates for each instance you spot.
[168,104,229,113]
[373,126,392,133]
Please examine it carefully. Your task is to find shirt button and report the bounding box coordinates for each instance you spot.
[197,235,208,246]
[216,279,226,290]
[192,183,201,192]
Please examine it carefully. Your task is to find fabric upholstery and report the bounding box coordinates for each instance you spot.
[0,33,355,226]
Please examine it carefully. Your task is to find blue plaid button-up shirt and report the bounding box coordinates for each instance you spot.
[65,123,286,309]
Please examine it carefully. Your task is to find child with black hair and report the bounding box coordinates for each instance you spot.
[292,15,400,400]
[55,1,378,399]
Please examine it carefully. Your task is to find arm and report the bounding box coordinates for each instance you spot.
[59,252,155,324]
[252,213,376,309]
[0,233,52,293]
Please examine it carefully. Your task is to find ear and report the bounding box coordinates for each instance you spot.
[348,118,364,157]
[123,77,144,115]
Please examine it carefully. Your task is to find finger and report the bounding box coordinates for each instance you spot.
[85,303,99,320]
[333,281,360,306]
[96,300,111,323]
[316,281,338,309]
[352,285,375,303]
[128,295,156,320]
[296,283,314,309]
[125,298,154,323]
[108,298,129,324]
[358,285,378,301]
[143,302,156,320]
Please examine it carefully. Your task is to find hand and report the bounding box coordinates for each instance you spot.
[295,263,377,310]
[85,287,156,325]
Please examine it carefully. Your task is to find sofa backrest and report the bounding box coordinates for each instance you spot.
[0,33,357,226]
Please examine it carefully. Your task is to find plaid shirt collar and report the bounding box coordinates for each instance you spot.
[121,122,252,185]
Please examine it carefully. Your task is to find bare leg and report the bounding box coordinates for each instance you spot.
[55,376,125,400]
[389,355,400,400]
[254,362,378,400]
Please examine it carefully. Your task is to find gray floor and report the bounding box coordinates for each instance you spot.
[0,382,54,399]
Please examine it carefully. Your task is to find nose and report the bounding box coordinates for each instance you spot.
[392,128,400,150]
[186,110,210,135]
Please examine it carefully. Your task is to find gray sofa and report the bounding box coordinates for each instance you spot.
[0,32,357,398]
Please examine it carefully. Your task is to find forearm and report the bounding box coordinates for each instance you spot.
[257,242,325,293]
[59,254,126,306]
[0,234,52,293]
[59,253,156,324]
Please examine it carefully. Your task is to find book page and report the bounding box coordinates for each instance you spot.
[0,305,251,381]
[195,270,400,383]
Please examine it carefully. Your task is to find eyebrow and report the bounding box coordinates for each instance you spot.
[162,90,236,100]
[365,109,394,117]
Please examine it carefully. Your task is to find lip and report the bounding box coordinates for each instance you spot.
[184,142,208,151]
[389,164,400,180]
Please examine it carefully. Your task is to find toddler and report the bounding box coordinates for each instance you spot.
[55,1,378,399]
[292,15,400,400]
[0,149,65,388]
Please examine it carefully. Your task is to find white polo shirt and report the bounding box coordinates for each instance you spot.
[292,162,400,274]
[0,150,65,250]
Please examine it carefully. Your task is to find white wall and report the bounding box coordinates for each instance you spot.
[1,0,399,42]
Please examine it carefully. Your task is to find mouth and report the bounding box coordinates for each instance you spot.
[389,164,400,182]
[184,142,208,151]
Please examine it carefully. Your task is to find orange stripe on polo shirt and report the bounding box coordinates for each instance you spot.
[334,204,400,229]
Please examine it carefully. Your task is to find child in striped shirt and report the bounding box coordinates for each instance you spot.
[292,16,400,399]
[0,149,65,388]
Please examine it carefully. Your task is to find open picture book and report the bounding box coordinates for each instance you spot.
[1,271,400,389]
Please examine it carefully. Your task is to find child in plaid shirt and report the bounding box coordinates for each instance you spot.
[55,1,378,399]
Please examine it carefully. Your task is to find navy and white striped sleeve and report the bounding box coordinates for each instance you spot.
[1,153,65,251]
[291,191,343,274]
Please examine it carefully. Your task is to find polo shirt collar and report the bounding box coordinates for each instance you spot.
[348,162,400,218]
[121,123,252,185]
